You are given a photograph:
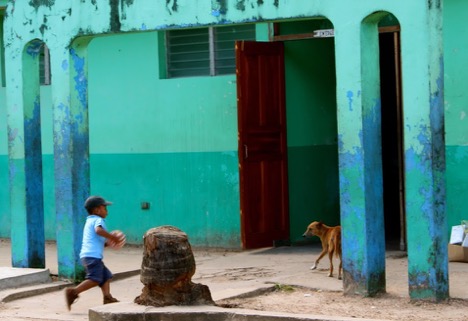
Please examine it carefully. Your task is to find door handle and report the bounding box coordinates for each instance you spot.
[244,144,248,159]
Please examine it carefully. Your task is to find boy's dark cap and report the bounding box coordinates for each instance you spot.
[84,196,112,210]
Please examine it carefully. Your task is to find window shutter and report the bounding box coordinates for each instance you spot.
[166,28,210,78]
[39,44,51,85]
[166,24,256,78]
[214,24,256,75]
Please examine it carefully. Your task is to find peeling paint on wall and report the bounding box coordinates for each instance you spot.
[39,16,49,35]
[347,91,354,111]
[430,57,446,172]
[166,0,178,13]
[54,103,70,147]
[61,59,69,71]
[25,40,42,58]
[427,0,442,10]
[61,9,72,21]
[236,0,246,11]
[70,49,88,110]
[24,96,45,268]
[8,127,19,149]
[39,24,47,35]
[212,0,228,17]
[29,0,55,9]
[109,0,121,32]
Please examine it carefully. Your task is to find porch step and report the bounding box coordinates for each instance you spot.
[0,267,51,291]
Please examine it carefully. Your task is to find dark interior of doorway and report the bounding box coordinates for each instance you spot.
[379,31,406,251]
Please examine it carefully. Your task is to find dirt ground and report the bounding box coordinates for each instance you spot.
[0,282,467,321]
[217,286,468,321]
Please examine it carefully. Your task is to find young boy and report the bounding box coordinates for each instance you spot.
[65,195,122,310]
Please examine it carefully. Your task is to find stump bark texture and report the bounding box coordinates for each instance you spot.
[134,225,214,306]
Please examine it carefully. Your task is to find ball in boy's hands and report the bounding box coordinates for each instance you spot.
[107,230,126,250]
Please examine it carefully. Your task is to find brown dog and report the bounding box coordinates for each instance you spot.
[302,221,342,279]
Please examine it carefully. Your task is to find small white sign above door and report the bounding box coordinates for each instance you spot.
[313,29,335,38]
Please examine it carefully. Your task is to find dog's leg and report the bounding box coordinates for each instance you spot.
[327,249,334,277]
[311,248,327,270]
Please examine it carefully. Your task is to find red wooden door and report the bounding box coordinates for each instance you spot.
[236,41,289,249]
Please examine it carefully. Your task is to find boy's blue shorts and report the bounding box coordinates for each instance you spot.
[81,257,113,287]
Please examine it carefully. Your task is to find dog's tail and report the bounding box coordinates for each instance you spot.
[334,227,342,258]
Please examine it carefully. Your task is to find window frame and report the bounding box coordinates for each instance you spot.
[164,24,256,79]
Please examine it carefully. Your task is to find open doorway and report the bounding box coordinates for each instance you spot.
[235,18,404,251]
[236,40,290,249]
[236,19,339,249]
[379,26,406,251]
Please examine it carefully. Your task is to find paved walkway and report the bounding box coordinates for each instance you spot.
[0,238,467,321]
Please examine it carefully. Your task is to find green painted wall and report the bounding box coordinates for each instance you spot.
[87,32,242,247]
[0,88,7,237]
[1,31,243,247]
[86,25,340,246]
[0,86,55,239]
[90,152,240,246]
[0,0,465,248]
[280,20,340,244]
[0,11,7,237]
[0,0,453,299]
[0,23,340,247]
[444,0,468,229]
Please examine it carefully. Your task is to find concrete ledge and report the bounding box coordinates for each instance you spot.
[0,269,139,303]
[0,281,70,302]
[0,267,51,291]
[89,303,391,321]
[112,269,140,281]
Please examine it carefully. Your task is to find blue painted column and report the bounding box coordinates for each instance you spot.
[7,40,45,268]
[51,38,92,280]
[334,17,386,296]
[402,4,448,301]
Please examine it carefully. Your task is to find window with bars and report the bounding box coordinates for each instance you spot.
[39,44,51,86]
[0,12,50,87]
[165,24,256,78]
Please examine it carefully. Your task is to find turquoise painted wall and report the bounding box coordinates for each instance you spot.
[0,11,7,237]
[0,24,340,247]
[0,86,55,239]
[0,31,242,247]
[87,32,242,247]
[0,86,7,237]
[86,28,340,246]
[280,20,340,244]
[444,0,468,229]
[90,152,240,246]
[0,0,464,248]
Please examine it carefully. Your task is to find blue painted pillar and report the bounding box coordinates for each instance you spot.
[334,17,386,296]
[51,38,91,280]
[7,40,45,268]
[402,4,448,301]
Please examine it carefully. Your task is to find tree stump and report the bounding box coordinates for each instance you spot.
[134,225,214,307]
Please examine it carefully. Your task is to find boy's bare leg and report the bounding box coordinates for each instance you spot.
[100,280,111,297]
[101,280,119,304]
[75,279,99,294]
[65,279,98,310]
